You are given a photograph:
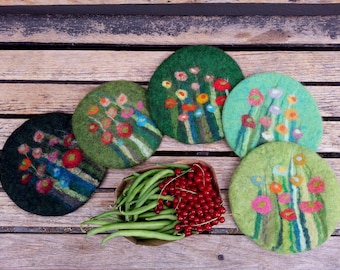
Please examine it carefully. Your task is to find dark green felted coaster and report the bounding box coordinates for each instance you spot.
[0,113,106,216]
[229,141,340,254]
[222,72,323,157]
[147,45,244,144]
[72,80,163,169]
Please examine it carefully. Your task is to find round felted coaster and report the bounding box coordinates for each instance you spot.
[229,141,340,254]
[222,72,323,157]
[0,113,106,216]
[147,45,244,144]
[72,80,163,169]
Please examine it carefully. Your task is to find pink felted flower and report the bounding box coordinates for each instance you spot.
[251,195,272,215]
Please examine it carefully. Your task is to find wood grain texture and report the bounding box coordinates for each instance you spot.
[0,6,339,269]
[0,51,339,82]
[0,0,338,5]
[0,234,340,270]
[0,84,338,116]
[0,14,338,45]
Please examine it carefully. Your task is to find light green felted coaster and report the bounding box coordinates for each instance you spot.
[147,45,244,144]
[0,113,106,216]
[222,72,323,157]
[72,81,163,169]
[229,141,340,254]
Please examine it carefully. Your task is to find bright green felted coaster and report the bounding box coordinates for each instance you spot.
[222,72,323,157]
[72,80,163,169]
[229,141,340,254]
[147,45,244,144]
[0,113,106,216]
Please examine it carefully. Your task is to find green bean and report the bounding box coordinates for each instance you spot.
[156,220,179,233]
[86,220,172,237]
[134,186,160,209]
[139,169,174,198]
[125,168,164,198]
[80,219,114,232]
[90,209,122,220]
[101,229,185,245]
[145,214,177,221]
[120,200,158,217]
[123,172,140,181]
[148,194,174,201]
[138,208,176,219]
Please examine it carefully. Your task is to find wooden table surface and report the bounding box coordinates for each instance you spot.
[0,1,339,269]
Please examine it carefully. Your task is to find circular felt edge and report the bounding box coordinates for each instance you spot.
[72,80,163,169]
[0,112,106,216]
[222,72,323,158]
[229,141,340,254]
[147,45,244,145]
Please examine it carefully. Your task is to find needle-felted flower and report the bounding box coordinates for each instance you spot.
[73,81,162,169]
[1,113,106,216]
[248,88,264,106]
[148,45,244,145]
[229,142,340,254]
[251,195,272,215]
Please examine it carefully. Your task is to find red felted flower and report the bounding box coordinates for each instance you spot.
[88,123,99,133]
[215,95,226,106]
[21,173,32,185]
[101,131,113,145]
[64,133,75,147]
[36,178,54,194]
[182,103,197,112]
[117,123,133,138]
[280,208,297,221]
[212,78,231,91]
[241,114,256,129]
[164,98,177,109]
[62,149,83,169]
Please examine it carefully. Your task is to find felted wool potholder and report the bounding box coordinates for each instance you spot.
[222,72,323,158]
[229,141,340,254]
[0,113,106,216]
[72,80,163,169]
[147,45,244,144]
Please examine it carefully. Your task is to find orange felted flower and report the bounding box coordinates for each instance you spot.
[18,158,32,171]
[275,123,289,135]
[88,105,99,115]
[284,108,298,121]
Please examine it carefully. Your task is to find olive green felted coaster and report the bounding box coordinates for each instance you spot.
[72,80,163,169]
[147,45,244,144]
[229,141,340,254]
[0,113,106,216]
[222,72,323,158]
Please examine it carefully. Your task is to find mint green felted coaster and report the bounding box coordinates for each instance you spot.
[72,81,163,169]
[229,141,340,254]
[147,45,244,144]
[0,113,106,216]
[222,72,323,157]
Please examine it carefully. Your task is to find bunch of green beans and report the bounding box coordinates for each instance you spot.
[81,163,191,245]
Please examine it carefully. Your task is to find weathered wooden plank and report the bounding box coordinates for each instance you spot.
[1,153,340,189]
[1,156,340,227]
[0,233,339,270]
[0,0,338,5]
[0,14,338,45]
[0,51,339,82]
[0,190,234,228]
[0,119,340,153]
[0,84,337,116]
